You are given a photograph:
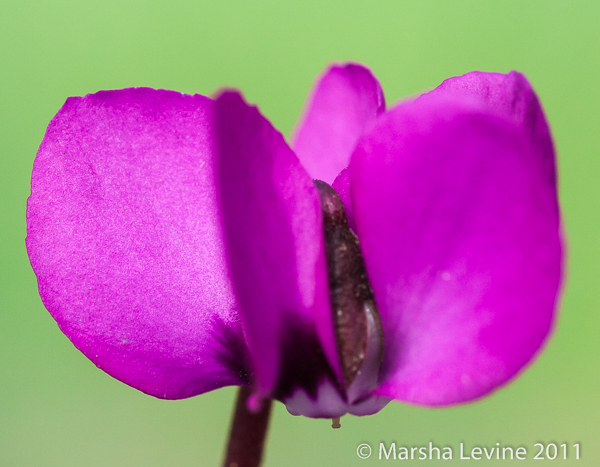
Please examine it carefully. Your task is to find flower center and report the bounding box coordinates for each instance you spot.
[280,182,388,420]
[314,180,384,394]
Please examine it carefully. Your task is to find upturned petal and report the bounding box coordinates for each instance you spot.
[292,63,385,184]
[350,95,562,405]
[26,88,250,399]
[424,70,557,187]
[214,91,342,404]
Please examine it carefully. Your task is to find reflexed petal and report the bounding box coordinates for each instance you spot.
[350,96,562,405]
[292,63,385,184]
[424,71,556,187]
[26,88,249,399]
[214,91,342,400]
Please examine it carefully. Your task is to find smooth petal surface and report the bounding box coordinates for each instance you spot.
[424,71,556,187]
[214,91,341,401]
[351,96,562,405]
[331,167,356,232]
[292,63,385,184]
[27,89,249,399]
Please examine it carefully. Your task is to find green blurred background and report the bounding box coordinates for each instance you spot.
[1,0,598,465]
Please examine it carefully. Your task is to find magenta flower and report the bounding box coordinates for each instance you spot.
[26,63,562,420]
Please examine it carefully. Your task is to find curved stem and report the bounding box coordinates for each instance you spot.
[223,386,273,467]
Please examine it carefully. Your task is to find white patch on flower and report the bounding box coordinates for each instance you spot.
[385,263,504,403]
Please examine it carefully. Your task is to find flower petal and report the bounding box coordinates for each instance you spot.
[26,88,250,399]
[351,96,562,405]
[292,63,385,184]
[214,91,342,400]
[331,167,356,232]
[424,70,556,186]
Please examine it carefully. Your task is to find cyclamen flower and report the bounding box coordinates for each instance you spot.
[26,64,562,419]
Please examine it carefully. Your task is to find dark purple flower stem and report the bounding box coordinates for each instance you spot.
[223,386,273,467]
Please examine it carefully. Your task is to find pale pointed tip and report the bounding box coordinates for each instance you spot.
[331,417,341,429]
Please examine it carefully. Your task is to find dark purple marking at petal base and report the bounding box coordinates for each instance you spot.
[314,180,383,389]
[214,91,342,398]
